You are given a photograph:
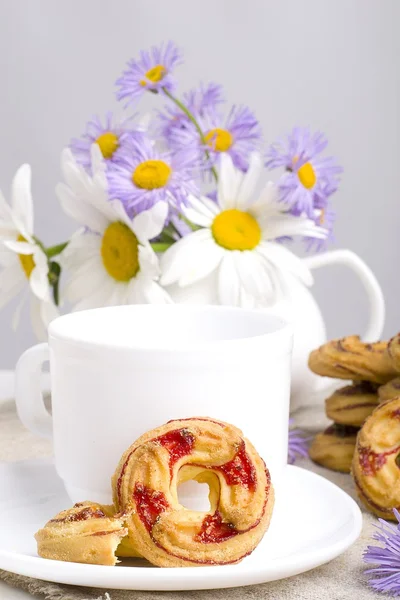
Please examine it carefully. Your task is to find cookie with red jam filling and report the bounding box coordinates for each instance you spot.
[352,397,400,520]
[112,417,274,567]
[35,501,128,565]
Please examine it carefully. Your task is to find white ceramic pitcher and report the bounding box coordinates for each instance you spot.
[167,249,385,409]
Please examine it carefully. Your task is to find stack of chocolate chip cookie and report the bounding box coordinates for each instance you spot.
[307,335,400,473]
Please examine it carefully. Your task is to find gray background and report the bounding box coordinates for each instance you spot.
[0,0,399,368]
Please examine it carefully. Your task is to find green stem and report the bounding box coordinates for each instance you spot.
[151,242,174,253]
[46,242,69,258]
[48,261,61,306]
[162,88,219,183]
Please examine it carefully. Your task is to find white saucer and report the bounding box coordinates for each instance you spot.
[0,459,362,591]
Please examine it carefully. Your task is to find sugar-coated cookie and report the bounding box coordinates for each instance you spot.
[309,336,397,384]
[378,377,400,403]
[352,398,400,520]
[112,417,274,567]
[35,501,128,565]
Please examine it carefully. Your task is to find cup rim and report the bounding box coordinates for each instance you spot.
[48,304,293,353]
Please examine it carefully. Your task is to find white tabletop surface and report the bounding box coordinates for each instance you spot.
[0,371,39,599]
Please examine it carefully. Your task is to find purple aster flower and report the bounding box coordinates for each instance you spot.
[116,41,182,106]
[70,112,141,170]
[364,509,400,595]
[106,134,199,217]
[265,127,342,218]
[288,419,309,464]
[158,82,224,140]
[169,105,262,173]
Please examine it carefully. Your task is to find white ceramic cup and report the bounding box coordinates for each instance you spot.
[15,305,293,505]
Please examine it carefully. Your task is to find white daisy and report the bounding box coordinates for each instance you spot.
[57,145,171,310]
[0,164,57,337]
[160,153,327,307]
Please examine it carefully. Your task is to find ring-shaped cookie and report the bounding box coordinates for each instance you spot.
[387,334,400,371]
[378,377,400,403]
[352,398,400,519]
[308,336,397,384]
[309,424,359,473]
[325,382,378,427]
[112,417,274,567]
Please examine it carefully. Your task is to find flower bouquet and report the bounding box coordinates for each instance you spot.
[0,41,341,339]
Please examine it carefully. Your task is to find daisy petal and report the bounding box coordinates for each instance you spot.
[218,153,242,210]
[187,194,220,219]
[12,296,26,330]
[56,183,109,232]
[160,229,212,286]
[29,263,51,301]
[30,297,46,341]
[0,265,25,310]
[0,247,18,267]
[238,285,257,309]
[73,279,117,312]
[63,256,105,302]
[130,201,168,243]
[3,240,35,255]
[261,214,327,240]
[131,277,172,304]
[138,244,160,279]
[11,164,33,236]
[181,206,213,228]
[250,182,280,217]
[236,153,262,209]
[217,253,240,306]
[232,250,270,300]
[258,242,314,286]
[40,300,59,326]
[60,231,100,269]
[0,189,16,240]
[90,144,107,176]
[178,240,223,287]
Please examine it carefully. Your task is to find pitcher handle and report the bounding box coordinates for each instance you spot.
[304,249,385,342]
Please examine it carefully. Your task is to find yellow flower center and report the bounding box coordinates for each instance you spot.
[96,132,119,159]
[297,162,317,189]
[211,209,261,251]
[132,159,171,190]
[101,222,140,282]
[204,128,233,152]
[140,65,166,87]
[17,234,35,279]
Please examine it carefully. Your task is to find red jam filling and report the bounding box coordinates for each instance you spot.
[214,441,257,491]
[156,428,195,476]
[359,446,387,475]
[195,511,238,544]
[391,409,400,420]
[133,483,169,532]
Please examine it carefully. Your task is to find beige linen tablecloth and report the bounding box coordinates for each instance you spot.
[0,398,385,600]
